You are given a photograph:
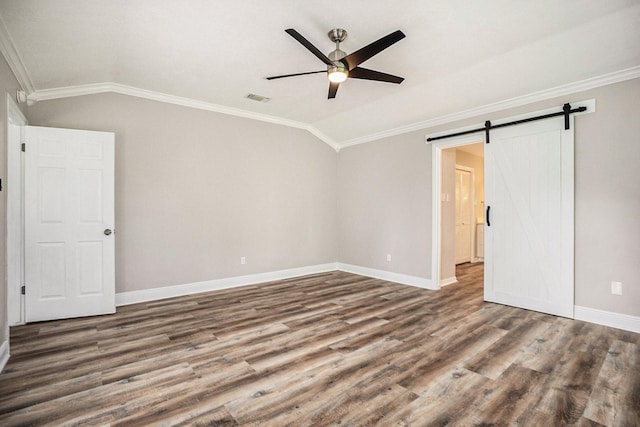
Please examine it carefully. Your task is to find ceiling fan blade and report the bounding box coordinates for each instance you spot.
[348,67,404,84]
[266,70,326,80]
[328,81,340,99]
[343,30,406,70]
[285,29,335,66]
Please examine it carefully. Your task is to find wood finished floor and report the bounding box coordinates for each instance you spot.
[1,263,639,426]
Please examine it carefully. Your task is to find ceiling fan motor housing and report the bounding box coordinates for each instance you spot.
[328,49,347,71]
[328,28,347,43]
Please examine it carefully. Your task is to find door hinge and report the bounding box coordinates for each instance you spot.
[21,142,25,152]
[21,285,25,295]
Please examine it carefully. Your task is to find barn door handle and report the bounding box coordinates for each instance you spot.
[104,229,112,236]
[486,206,491,227]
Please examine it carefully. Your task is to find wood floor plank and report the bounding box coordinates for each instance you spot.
[0,363,197,426]
[464,317,555,380]
[0,372,102,414]
[514,316,586,374]
[245,317,389,372]
[1,264,638,425]
[515,348,608,425]
[227,337,402,425]
[166,406,238,427]
[397,324,507,394]
[337,384,419,426]
[382,367,489,426]
[583,339,640,426]
[457,364,548,425]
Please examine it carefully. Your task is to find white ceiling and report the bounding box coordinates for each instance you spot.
[1,0,639,148]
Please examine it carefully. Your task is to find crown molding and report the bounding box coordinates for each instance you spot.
[28,82,340,151]
[0,14,35,94]
[23,66,639,152]
[337,66,640,149]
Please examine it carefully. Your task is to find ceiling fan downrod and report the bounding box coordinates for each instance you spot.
[327,28,348,82]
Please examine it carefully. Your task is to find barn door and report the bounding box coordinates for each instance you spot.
[24,126,115,322]
[484,117,574,318]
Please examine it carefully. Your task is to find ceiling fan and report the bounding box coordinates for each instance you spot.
[267,28,406,99]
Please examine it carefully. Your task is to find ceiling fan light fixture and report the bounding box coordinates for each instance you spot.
[327,43,348,83]
[328,68,348,83]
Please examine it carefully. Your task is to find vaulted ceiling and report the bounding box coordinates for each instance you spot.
[1,0,639,149]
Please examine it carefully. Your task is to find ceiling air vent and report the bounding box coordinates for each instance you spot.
[245,93,271,103]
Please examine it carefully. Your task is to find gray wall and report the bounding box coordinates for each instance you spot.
[337,131,432,278]
[27,93,338,293]
[12,72,640,323]
[574,79,640,316]
[0,54,24,348]
[338,77,640,317]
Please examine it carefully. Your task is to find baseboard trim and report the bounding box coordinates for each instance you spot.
[0,339,9,373]
[337,263,434,290]
[440,276,458,287]
[116,262,436,306]
[116,263,339,306]
[574,305,640,334]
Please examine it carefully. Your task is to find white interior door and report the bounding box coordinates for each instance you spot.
[484,117,574,318]
[455,168,473,265]
[25,126,115,322]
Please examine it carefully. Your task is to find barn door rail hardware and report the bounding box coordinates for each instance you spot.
[426,103,587,144]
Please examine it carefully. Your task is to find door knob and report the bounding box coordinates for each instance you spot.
[104,229,112,236]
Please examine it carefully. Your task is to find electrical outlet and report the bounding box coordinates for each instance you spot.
[241,257,246,265]
[611,281,622,295]
[386,254,391,262]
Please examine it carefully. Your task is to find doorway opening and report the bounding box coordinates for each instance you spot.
[430,133,485,290]
[439,143,484,286]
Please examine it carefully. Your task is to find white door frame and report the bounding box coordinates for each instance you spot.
[429,99,595,290]
[6,94,27,326]
[431,135,483,290]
